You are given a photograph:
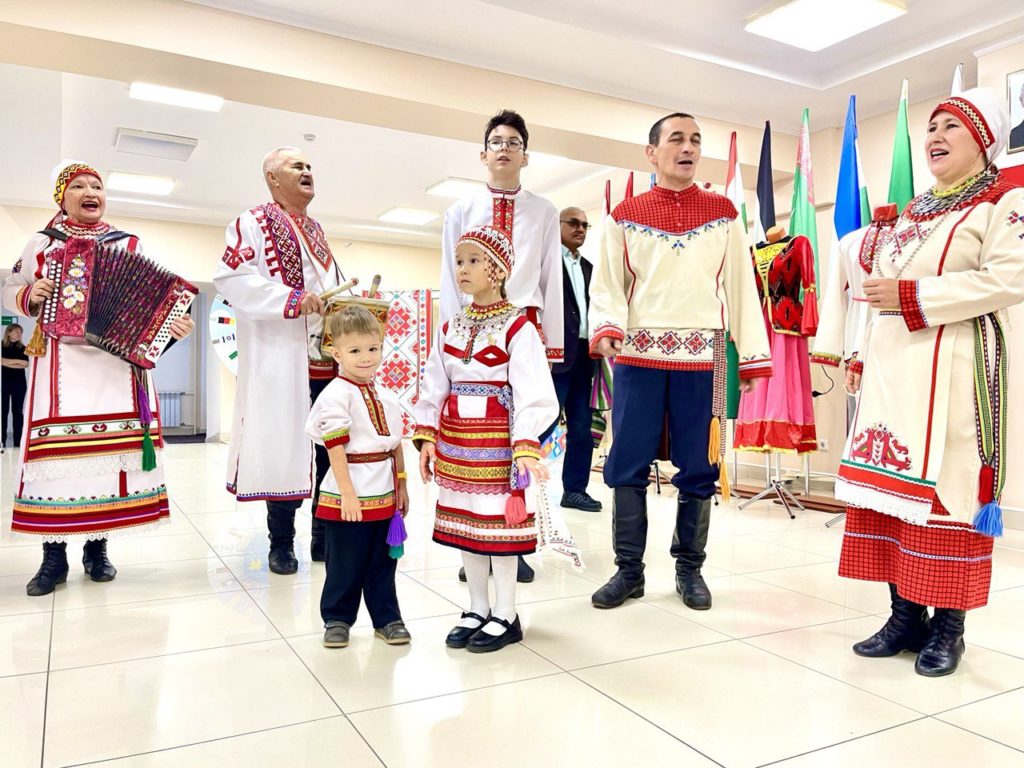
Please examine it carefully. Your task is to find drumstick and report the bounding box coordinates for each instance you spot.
[319,277,359,302]
[368,274,382,298]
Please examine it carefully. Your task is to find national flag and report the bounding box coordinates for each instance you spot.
[834,95,869,241]
[790,107,819,287]
[754,121,775,243]
[725,131,748,234]
[888,79,915,213]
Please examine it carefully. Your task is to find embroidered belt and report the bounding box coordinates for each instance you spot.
[346,451,391,464]
[451,381,513,412]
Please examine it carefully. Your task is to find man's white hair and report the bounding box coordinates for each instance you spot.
[262,146,302,177]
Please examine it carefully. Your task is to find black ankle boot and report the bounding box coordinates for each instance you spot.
[915,608,966,677]
[267,502,298,575]
[310,515,326,563]
[592,488,647,609]
[853,583,930,657]
[671,495,713,610]
[26,542,69,597]
[83,538,117,582]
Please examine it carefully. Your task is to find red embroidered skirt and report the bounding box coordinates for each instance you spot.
[839,506,993,610]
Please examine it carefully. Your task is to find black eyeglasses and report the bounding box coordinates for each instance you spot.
[486,138,525,152]
[560,219,591,231]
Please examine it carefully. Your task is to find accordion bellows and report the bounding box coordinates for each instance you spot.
[40,236,197,369]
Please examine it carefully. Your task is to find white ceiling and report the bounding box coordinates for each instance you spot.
[189,0,1024,132]
[0,64,637,245]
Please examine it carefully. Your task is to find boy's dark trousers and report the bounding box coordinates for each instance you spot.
[320,517,402,627]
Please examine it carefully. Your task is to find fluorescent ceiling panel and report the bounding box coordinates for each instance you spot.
[106,171,176,196]
[129,82,224,112]
[745,0,906,52]
[378,207,440,226]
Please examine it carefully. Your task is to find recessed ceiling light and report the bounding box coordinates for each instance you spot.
[106,196,191,209]
[106,171,176,196]
[378,208,440,226]
[129,82,224,112]
[426,178,485,199]
[745,0,906,52]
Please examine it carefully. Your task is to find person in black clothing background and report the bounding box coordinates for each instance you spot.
[1,323,28,449]
[541,208,602,512]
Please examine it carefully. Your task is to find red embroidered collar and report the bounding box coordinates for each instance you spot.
[488,184,522,197]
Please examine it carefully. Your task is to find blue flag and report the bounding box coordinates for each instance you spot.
[834,95,869,241]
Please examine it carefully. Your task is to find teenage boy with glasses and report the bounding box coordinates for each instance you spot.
[438,109,564,583]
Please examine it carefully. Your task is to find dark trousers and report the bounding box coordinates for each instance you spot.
[320,518,402,628]
[1,376,26,447]
[266,376,331,547]
[541,340,595,494]
[604,365,718,498]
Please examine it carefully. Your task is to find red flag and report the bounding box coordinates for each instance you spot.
[624,172,634,199]
[604,179,611,215]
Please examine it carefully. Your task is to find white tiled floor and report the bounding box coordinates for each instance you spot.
[2,442,1024,768]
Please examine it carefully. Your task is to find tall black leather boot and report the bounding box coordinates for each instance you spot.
[592,487,647,609]
[267,502,298,575]
[853,583,930,657]
[671,495,713,610]
[26,542,69,597]
[915,608,966,677]
[310,515,326,563]
[82,538,117,582]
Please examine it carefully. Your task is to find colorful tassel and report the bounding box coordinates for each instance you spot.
[25,323,47,357]
[978,464,995,504]
[505,492,528,525]
[718,463,731,504]
[386,509,408,560]
[707,416,721,465]
[141,427,157,471]
[973,502,1003,537]
[137,380,152,426]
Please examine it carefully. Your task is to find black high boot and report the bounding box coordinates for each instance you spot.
[310,515,326,563]
[592,487,647,609]
[26,542,69,597]
[82,538,117,582]
[671,495,713,610]
[915,608,966,677]
[853,583,930,657]
[267,502,298,575]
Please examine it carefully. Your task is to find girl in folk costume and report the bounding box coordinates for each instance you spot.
[415,225,558,653]
[1,162,195,596]
[841,88,1024,676]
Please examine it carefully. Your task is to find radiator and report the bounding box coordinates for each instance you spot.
[158,392,183,428]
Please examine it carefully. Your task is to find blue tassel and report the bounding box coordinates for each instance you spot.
[388,543,404,560]
[973,502,1003,537]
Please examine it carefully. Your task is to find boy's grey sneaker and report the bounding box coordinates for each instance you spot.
[323,622,350,648]
[374,620,412,645]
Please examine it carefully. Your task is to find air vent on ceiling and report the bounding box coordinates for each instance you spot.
[115,128,198,161]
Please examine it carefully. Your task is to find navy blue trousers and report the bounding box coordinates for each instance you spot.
[541,340,596,494]
[603,365,717,499]
[320,518,402,628]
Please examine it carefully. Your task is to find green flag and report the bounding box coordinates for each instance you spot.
[888,79,915,213]
[790,107,819,289]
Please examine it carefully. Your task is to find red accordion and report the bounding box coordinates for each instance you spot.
[39,234,197,369]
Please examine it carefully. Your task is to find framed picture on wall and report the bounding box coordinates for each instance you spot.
[1009,67,1024,154]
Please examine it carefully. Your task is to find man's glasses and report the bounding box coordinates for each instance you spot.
[486,138,525,152]
[560,219,591,231]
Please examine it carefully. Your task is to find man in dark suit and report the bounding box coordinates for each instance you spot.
[541,207,602,512]
[1011,81,1024,153]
